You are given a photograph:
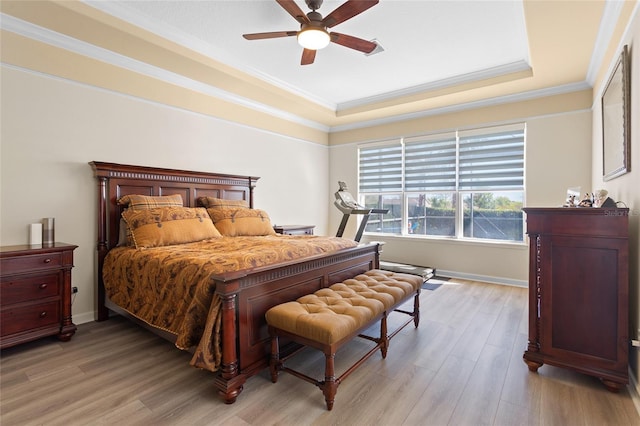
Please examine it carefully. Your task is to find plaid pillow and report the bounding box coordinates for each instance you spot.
[117,194,184,246]
[198,196,248,209]
[118,194,184,210]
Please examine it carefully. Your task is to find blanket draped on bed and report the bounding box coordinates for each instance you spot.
[102,235,358,372]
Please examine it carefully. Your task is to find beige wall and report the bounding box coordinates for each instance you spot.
[0,66,331,324]
[329,107,592,286]
[590,6,640,393]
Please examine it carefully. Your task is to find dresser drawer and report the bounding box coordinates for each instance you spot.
[0,252,63,275]
[1,273,60,304]
[1,301,61,336]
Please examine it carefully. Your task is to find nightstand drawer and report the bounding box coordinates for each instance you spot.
[1,273,60,304]
[1,301,61,336]
[0,252,63,275]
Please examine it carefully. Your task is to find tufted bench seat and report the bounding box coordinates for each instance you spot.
[265,269,422,410]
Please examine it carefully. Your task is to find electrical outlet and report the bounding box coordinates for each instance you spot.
[72,286,78,294]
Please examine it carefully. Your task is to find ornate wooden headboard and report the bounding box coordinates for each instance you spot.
[90,162,259,251]
[89,161,260,320]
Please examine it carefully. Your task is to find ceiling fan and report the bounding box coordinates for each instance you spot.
[243,0,379,65]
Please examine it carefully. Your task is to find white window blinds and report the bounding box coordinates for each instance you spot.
[458,127,525,190]
[358,124,525,193]
[358,142,402,193]
[404,134,457,191]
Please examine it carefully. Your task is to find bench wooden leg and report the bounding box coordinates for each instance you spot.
[414,292,420,328]
[322,353,337,411]
[380,314,389,359]
[270,335,279,383]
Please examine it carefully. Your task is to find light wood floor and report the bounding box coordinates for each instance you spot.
[2,279,638,425]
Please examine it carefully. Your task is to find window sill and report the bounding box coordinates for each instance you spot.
[361,233,528,250]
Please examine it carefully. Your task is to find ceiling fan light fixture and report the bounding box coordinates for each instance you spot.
[297,27,330,50]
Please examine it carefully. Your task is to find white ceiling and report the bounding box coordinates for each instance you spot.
[87,0,531,110]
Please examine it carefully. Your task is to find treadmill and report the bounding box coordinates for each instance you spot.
[334,181,388,242]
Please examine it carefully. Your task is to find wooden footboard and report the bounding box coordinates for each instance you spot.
[90,161,380,404]
[212,243,380,403]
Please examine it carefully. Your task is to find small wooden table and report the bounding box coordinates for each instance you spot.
[273,225,315,236]
[0,242,77,348]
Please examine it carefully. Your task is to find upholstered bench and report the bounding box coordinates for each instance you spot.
[265,269,422,410]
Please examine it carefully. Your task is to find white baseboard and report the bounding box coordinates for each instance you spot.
[72,311,96,325]
[435,269,528,287]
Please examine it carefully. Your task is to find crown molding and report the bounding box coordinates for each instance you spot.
[329,81,592,133]
[585,0,625,86]
[336,60,532,112]
[1,13,330,133]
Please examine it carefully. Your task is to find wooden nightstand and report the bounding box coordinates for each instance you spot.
[0,243,78,349]
[273,225,315,236]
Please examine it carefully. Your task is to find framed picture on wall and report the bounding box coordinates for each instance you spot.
[601,45,631,181]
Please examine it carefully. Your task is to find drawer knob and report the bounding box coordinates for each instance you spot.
[43,258,52,264]
[39,283,48,289]
[39,311,47,318]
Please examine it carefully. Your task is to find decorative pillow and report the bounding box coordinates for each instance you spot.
[199,196,249,209]
[116,194,185,246]
[118,194,184,210]
[123,206,222,248]
[207,207,276,237]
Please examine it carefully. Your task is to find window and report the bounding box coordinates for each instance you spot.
[358,124,525,243]
[358,142,402,234]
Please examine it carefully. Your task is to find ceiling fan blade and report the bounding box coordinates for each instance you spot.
[330,32,377,53]
[301,48,316,65]
[276,0,310,24]
[243,31,298,40]
[322,0,379,28]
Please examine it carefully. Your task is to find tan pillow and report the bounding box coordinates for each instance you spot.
[207,208,276,237]
[118,194,184,210]
[123,206,221,248]
[116,194,184,246]
[199,197,249,209]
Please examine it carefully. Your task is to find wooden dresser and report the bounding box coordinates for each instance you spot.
[0,243,77,349]
[522,208,629,391]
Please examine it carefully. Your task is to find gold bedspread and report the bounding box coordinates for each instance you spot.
[102,235,358,372]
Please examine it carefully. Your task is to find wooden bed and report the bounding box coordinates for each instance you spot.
[90,162,381,404]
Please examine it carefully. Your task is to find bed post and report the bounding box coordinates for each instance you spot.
[248,177,257,209]
[96,174,109,321]
[213,275,246,403]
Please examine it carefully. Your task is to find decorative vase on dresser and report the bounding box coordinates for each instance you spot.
[0,242,78,349]
[522,207,629,391]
